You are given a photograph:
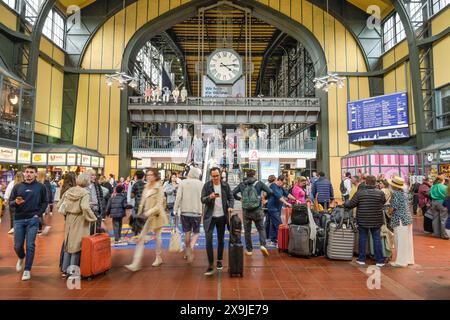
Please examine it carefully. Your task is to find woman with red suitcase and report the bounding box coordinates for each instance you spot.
[57,173,97,278]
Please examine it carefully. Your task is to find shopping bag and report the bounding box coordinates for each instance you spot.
[169,216,182,253]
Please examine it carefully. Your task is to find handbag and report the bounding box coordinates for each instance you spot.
[169,216,182,253]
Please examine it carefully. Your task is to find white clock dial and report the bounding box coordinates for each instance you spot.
[207,49,242,84]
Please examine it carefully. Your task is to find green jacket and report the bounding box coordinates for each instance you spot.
[430,184,448,203]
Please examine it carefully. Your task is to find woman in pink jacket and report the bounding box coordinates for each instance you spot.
[290,176,308,204]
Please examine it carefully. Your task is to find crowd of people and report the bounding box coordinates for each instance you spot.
[1,165,449,281]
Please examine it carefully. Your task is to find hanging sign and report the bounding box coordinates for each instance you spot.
[82,155,91,166]
[32,153,47,165]
[91,157,99,167]
[67,154,76,165]
[48,153,66,165]
[17,150,31,164]
[439,149,450,162]
[0,147,16,163]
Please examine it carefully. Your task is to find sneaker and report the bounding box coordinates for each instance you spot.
[204,267,214,276]
[260,246,269,257]
[21,271,31,281]
[41,226,51,236]
[245,250,253,256]
[216,261,223,270]
[376,263,385,267]
[356,260,366,265]
[124,264,142,272]
[8,228,14,234]
[152,256,163,267]
[16,259,25,272]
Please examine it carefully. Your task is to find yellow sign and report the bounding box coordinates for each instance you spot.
[32,153,47,165]
[17,150,31,164]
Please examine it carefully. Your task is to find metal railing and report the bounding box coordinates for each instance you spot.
[237,137,316,152]
[132,136,192,151]
[129,96,320,108]
[132,136,316,153]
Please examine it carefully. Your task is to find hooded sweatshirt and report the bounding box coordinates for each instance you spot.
[9,180,48,220]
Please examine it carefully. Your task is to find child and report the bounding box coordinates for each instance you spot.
[105,185,128,245]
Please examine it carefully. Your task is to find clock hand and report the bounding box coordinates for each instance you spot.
[220,63,233,72]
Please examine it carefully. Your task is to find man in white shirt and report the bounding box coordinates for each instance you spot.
[201,167,234,276]
[342,172,353,202]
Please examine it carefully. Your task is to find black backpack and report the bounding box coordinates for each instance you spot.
[340,180,347,194]
[291,203,309,225]
[229,215,242,245]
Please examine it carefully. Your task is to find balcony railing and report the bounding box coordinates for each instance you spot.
[129,96,320,108]
[132,136,192,151]
[237,138,317,152]
[132,136,316,153]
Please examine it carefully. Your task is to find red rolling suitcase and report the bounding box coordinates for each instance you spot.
[278,208,291,252]
[80,230,111,280]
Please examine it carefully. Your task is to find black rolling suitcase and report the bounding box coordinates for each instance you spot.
[229,214,244,277]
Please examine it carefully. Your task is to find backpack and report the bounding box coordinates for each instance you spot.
[291,203,309,225]
[340,180,347,194]
[241,181,260,211]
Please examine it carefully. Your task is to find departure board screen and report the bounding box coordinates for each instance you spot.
[347,92,409,142]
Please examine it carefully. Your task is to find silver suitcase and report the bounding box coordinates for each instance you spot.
[327,222,355,261]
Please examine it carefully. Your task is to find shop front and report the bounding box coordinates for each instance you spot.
[341,147,418,182]
[418,139,450,179]
[31,145,105,178]
[0,147,32,184]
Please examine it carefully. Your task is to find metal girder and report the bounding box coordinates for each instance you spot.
[161,30,192,95]
[255,30,287,95]
[388,0,435,148]
[307,0,382,72]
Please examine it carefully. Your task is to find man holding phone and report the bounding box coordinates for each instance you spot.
[201,167,234,276]
[9,165,48,281]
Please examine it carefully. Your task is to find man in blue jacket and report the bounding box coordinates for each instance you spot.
[311,171,335,210]
[266,175,292,246]
[9,165,48,281]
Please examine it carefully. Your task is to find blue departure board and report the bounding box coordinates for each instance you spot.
[347,92,409,142]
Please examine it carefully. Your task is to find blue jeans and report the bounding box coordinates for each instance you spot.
[14,216,40,271]
[359,227,384,264]
[267,210,282,242]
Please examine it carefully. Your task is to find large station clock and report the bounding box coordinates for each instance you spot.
[207,48,243,85]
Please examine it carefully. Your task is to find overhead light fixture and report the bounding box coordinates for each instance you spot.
[104,72,139,90]
[313,73,345,92]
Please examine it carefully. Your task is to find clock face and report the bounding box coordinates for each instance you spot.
[207,49,243,84]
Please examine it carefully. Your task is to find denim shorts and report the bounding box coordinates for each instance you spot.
[181,215,201,234]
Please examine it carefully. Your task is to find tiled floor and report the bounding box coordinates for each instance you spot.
[0,210,449,300]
